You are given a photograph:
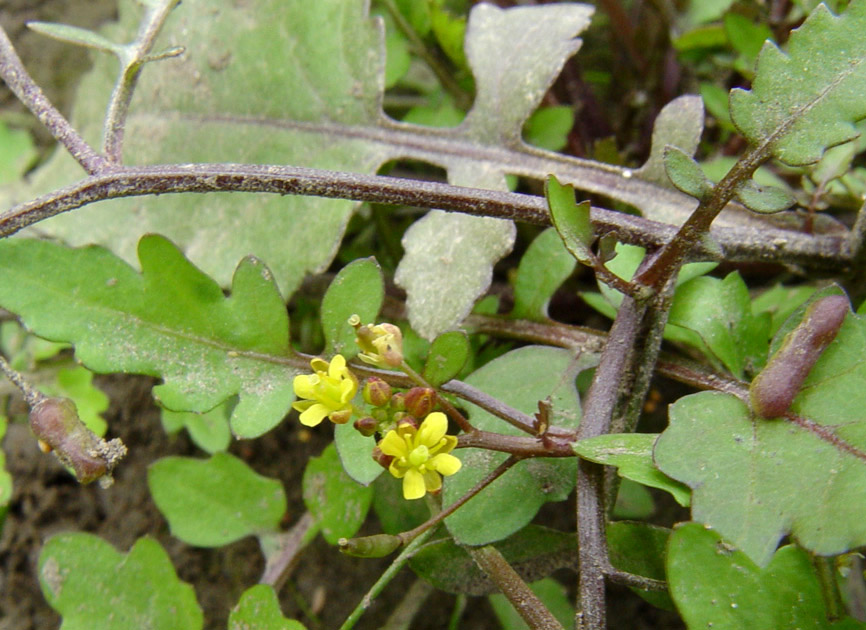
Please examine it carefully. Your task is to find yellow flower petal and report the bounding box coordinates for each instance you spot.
[293,374,318,399]
[299,403,330,427]
[418,412,447,445]
[431,453,462,476]
[403,468,426,500]
[329,353,347,377]
[379,430,408,457]
[422,470,442,493]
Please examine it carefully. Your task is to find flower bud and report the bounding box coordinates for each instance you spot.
[353,416,378,437]
[329,408,353,425]
[339,533,402,558]
[389,392,406,412]
[352,318,404,368]
[404,387,436,419]
[372,446,394,469]
[362,377,392,407]
[396,416,419,432]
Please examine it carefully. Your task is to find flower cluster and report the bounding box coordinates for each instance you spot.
[377,412,462,500]
[292,354,358,427]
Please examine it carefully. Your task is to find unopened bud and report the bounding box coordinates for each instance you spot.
[372,446,394,469]
[390,392,406,412]
[353,416,378,437]
[404,387,436,419]
[339,533,402,558]
[329,408,353,425]
[396,416,419,432]
[363,377,392,407]
[354,320,404,368]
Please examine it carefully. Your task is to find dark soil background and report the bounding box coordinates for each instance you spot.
[0,2,686,628]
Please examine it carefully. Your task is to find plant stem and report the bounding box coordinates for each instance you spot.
[397,455,520,545]
[813,554,845,622]
[400,360,474,433]
[338,527,436,630]
[0,25,108,174]
[0,164,847,273]
[102,0,183,163]
[469,545,564,630]
[258,511,317,591]
[0,353,45,407]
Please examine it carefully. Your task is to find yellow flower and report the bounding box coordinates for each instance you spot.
[292,355,358,427]
[350,315,403,368]
[378,412,462,500]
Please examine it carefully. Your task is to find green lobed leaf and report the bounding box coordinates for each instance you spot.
[547,175,594,265]
[574,433,690,507]
[302,443,373,545]
[655,307,866,566]
[511,227,576,322]
[729,1,866,166]
[663,146,714,200]
[409,525,578,596]
[422,330,470,387]
[39,533,203,630]
[607,522,674,611]
[489,578,574,630]
[443,346,593,546]
[638,95,706,186]
[0,235,298,438]
[160,402,232,454]
[524,106,574,152]
[229,585,307,630]
[612,479,656,520]
[321,258,384,359]
[148,452,286,547]
[667,523,866,629]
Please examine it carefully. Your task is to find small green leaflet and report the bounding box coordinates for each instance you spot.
[511,227,575,322]
[422,330,470,386]
[0,235,299,438]
[546,175,594,266]
[39,533,203,630]
[321,258,384,359]
[229,585,307,630]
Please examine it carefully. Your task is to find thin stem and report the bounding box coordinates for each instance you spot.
[0,164,848,273]
[447,595,468,630]
[338,527,437,630]
[0,25,108,174]
[457,430,574,457]
[845,198,866,304]
[469,545,564,630]
[103,0,182,162]
[258,511,317,591]
[398,456,520,545]
[604,568,666,591]
[0,353,45,407]
[441,379,541,435]
[400,360,474,434]
[813,554,845,622]
[381,579,435,630]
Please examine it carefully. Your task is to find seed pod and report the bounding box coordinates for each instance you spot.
[338,533,402,558]
[750,295,849,418]
[29,397,127,485]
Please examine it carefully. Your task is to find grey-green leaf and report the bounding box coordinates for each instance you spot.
[39,533,203,630]
[663,146,714,200]
[27,21,122,55]
[148,453,287,547]
[729,2,866,166]
[638,95,705,186]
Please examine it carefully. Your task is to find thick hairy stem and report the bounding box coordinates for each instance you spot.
[0,164,848,272]
[469,545,564,630]
[0,25,108,174]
